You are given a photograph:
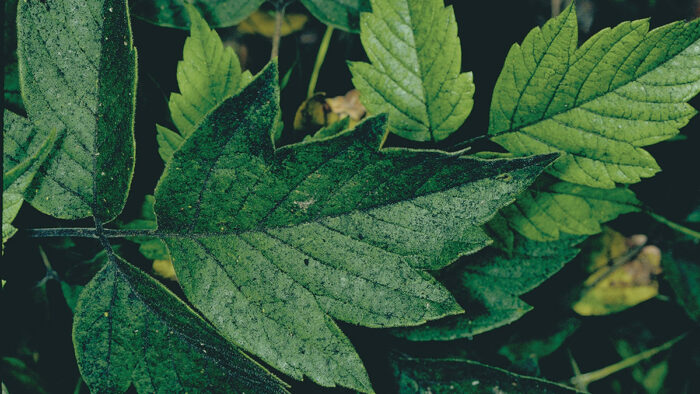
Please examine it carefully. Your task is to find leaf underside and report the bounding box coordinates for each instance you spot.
[489,4,700,189]
[300,0,371,33]
[130,0,264,29]
[17,0,137,221]
[350,0,474,142]
[395,234,584,341]
[154,62,557,391]
[73,255,288,393]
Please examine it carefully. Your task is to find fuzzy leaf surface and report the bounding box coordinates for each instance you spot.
[395,234,583,341]
[17,0,137,221]
[131,0,264,29]
[393,357,579,393]
[497,176,641,242]
[350,0,474,142]
[73,255,288,393]
[300,0,370,33]
[489,4,700,188]
[154,62,557,391]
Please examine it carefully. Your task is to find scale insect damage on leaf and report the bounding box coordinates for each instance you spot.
[3,0,700,393]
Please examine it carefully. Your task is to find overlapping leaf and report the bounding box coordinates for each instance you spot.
[300,0,371,33]
[350,0,474,142]
[131,0,264,29]
[158,4,252,162]
[393,357,579,393]
[16,0,137,221]
[395,234,583,341]
[73,254,288,393]
[3,111,56,245]
[153,62,558,391]
[489,4,700,189]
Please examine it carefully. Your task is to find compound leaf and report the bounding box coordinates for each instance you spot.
[73,254,288,393]
[154,62,558,391]
[131,0,264,29]
[350,0,474,142]
[489,4,700,189]
[393,357,579,393]
[17,0,137,221]
[300,0,371,33]
[395,234,583,341]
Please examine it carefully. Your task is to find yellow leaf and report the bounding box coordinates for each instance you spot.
[153,259,178,281]
[237,10,308,38]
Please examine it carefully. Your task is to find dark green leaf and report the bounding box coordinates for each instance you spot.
[300,0,371,33]
[154,62,558,391]
[73,256,288,393]
[489,4,700,188]
[131,0,264,29]
[663,252,700,322]
[121,195,169,261]
[393,357,580,393]
[350,0,474,142]
[17,0,137,221]
[395,234,583,341]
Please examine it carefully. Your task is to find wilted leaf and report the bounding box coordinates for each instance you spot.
[489,3,700,188]
[153,62,558,391]
[17,0,137,221]
[350,0,474,142]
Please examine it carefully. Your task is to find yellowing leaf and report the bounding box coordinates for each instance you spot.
[152,259,177,281]
[238,10,308,38]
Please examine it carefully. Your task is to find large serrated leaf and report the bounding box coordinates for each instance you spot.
[395,234,583,341]
[73,255,288,393]
[300,0,371,33]
[393,356,580,393]
[489,4,700,189]
[153,62,557,392]
[17,0,137,221]
[131,0,264,29]
[3,111,56,246]
[349,0,474,142]
[157,5,252,162]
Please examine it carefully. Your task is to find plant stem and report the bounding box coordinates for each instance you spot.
[647,211,700,240]
[570,333,686,390]
[270,2,285,61]
[307,26,334,98]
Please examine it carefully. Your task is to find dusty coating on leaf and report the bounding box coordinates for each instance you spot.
[154,62,558,391]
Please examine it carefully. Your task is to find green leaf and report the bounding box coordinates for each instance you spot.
[17,0,137,221]
[302,117,352,143]
[395,234,583,341]
[393,357,580,393]
[121,195,169,261]
[349,0,474,142]
[497,176,641,242]
[155,125,183,163]
[300,0,371,33]
[498,317,581,364]
[663,252,700,322]
[489,4,700,188]
[131,0,264,29]
[4,0,23,112]
[3,111,57,246]
[73,255,288,393]
[154,62,558,391]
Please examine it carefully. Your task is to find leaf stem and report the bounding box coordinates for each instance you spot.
[646,211,700,240]
[570,333,686,390]
[307,26,334,98]
[270,2,286,61]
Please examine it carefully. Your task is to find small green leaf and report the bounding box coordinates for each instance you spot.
[498,317,581,364]
[121,195,169,261]
[489,4,700,188]
[302,117,352,143]
[393,357,580,393]
[663,252,700,322]
[350,0,474,142]
[300,0,371,33]
[155,125,183,163]
[17,0,137,221]
[73,255,288,393]
[395,234,583,341]
[154,62,558,391]
[131,0,264,29]
[497,176,641,242]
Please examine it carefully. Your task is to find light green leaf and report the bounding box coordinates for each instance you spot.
[302,117,351,143]
[131,0,264,29]
[395,234,583,341]
[3,111,56,246]
[154,62,558,391]
[393,357,580,393]
[73,255,288,393]
[17,0,137,221]
[349,0,474,142]
[155,125,183,163]
[497,176,641,242]
[489,4,700,188]
[300,0,371,33]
